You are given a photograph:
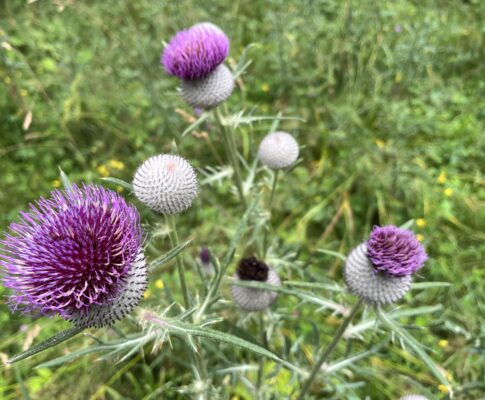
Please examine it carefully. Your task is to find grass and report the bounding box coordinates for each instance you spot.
[0,0,484,399]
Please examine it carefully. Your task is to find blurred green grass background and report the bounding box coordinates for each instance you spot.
[1,0,484,399]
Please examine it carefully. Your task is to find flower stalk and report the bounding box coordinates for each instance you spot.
[166,214,190,308]
[297,298,363,400]
[214,108,246,207]
[263,169,279,256]
[256,311,267,396]
[164,218,208,399]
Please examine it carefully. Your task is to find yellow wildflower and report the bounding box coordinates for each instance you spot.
[438,384,450,394]
[437,171,446,184]
[325,315,341,326]
[438,339,448,348]
[97,165,109,177]
[108,159,125,170]
[155,279,164,289]
[416,218,426,227]
[52,179,61,188]
[370,356,384,367]
[261,83,270,93]
[444,188,453,197]
[143,290,151,299]
[416,234,424,242]
[375,139,386,149]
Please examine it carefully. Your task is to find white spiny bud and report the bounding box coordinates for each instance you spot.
[133,154,198,214]
[258,131,299,169]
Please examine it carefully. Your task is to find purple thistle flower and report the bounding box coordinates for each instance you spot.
[0,184,144,323]
[231,257,281,312]
[161,22,230,80]
[197,247,214,276]
[199,247,211,265]
[367,225,427,277]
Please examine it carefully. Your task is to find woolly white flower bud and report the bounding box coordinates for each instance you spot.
[344,243,412,306]
[231,257,281,311]
[180,64,234,109]
[257,131,299,169]
[68,251,148,328]
[133,154,198,214]
[399,396,430,400]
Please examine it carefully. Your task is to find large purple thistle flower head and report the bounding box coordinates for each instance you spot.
[161,22,230,80]
[0,184,143,320]
[367,225,428,277]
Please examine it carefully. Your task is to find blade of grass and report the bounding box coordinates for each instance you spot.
[377,308,453,396]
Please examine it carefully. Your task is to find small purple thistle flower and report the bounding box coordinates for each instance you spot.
[198,247,214,276]
[0,184,144,321]
[161,22,230,80]
[199,247,211,265]
[367,225,427,277]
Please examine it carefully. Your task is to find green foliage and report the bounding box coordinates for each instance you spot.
[0,0,484,399]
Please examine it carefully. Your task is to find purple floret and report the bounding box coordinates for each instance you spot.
[0,184,143,317]
[367,225,427,277]
[161,22,229,80]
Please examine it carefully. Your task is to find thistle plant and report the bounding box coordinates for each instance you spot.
[0,18,456,400]
[133,153,199,309]
[0,184,147,363]
[0,184,146,328]
[258,131,299,254]
[162,22,234,109]
[298,225,433,399]
[162,22,249,208]
[344,225,427,305]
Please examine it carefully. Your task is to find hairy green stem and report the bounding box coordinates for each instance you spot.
[165,216,208,399]
[263,169,279,256]
[214,108,247,207]
[297,299,363,399]
[256,311,266,397]
[8,326,84,364]
[268,169,279,211]
[166,215,190,309]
